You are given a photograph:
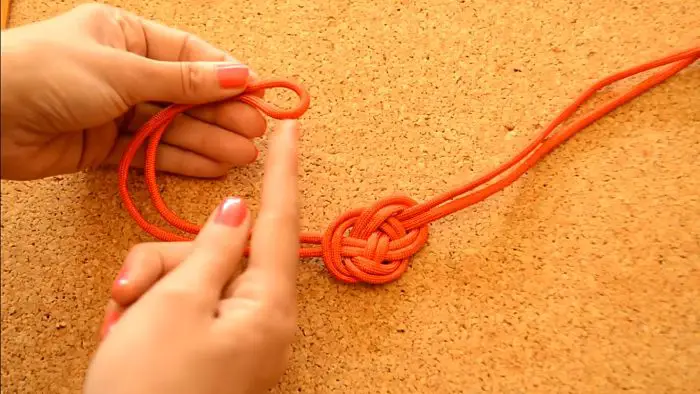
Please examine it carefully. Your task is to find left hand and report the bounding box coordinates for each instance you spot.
[0,3,267,181]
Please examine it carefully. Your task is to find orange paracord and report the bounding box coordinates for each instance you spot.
[119,46,700,285]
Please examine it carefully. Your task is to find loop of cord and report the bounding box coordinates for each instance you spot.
[118,47,700,285]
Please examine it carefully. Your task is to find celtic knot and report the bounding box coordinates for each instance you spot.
[320,195,430,285]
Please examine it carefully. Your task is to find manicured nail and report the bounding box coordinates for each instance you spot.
[100,309,122,339]
[114,266,129,288]
[214,197,247,227]
[216,64,249,89]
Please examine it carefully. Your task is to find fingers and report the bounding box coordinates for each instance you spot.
[184,101,268,139]
[103,134,233,178]
[120,55,252,104]
[154,197,252,301]
[111,242,194,307]
[102,122,300,330]
[126,103,260,163]
[136,17,231,62]
[105,5,247,69]
[235,120,300,304]
[130,17,264,95]
[101,242,192,341]
[102,7,265,104]
[125,12,261,82]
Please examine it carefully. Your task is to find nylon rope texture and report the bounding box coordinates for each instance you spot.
[118,46,700,285]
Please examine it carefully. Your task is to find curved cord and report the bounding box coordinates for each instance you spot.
[118,47,700,284]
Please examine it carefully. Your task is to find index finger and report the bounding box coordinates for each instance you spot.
[243,120,300,301]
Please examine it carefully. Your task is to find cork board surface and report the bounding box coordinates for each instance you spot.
[2,0,699,392]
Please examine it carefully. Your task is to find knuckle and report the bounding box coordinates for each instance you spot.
[179,62,206,97]
[177,33,194,59]
[178,33,206,60]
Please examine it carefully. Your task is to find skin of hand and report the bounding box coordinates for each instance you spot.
[83,119,301,394]
[0,3,268,181]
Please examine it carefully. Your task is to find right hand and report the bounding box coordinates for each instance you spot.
[83,120,301,394]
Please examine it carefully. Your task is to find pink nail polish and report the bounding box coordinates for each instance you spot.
[214,197,247,227]
[216,64,249,89]
[114,267,128,288]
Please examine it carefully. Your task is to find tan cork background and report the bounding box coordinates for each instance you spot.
[2,0,700,393]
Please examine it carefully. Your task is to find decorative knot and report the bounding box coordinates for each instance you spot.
[320,195,430,285]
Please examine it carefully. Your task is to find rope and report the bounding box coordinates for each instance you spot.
[118,46,700,285]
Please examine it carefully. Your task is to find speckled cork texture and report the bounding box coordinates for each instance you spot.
[2,0,700,393]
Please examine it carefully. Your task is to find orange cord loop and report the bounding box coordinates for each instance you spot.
[239,79,311,119]
[118,47,700,285]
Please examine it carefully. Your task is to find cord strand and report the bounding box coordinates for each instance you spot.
[118,47,700,284]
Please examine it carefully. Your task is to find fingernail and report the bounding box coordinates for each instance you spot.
[100,309,122,339]
[113,266,129,288]
[216,64,249,89]
[214,197,247,227]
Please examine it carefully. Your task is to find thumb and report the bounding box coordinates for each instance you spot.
[153,197,252,301]
[117,53,251,105]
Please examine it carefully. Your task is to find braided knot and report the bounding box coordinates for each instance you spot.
[320,195,430,285]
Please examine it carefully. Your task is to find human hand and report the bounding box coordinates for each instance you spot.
[0,3,266,181]
[83,120,300,394]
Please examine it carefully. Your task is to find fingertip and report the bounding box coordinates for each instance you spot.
[278,119,299,132]
[161,196,252,294]
[110,259,137,306]
[269,119,300,171]
[111,276,144,307]
[110,270,143,307]
[110,279,134,306]
[225,140,257,166]
[233,102,268,138]
[255,113,268,137]
[210,196,250,229]
[215,63,251,92]
[110,244,161,307]
[279,119,300,143]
